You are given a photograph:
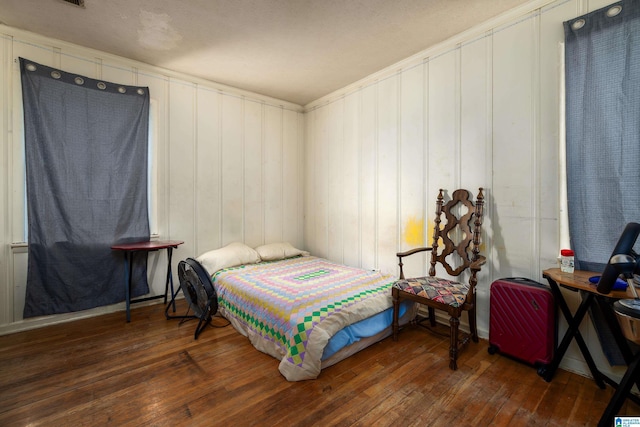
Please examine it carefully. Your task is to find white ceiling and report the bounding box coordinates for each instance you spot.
[0,0,531,106]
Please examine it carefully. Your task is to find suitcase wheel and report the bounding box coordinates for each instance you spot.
[488,345,498,355]
[537,365,551,382]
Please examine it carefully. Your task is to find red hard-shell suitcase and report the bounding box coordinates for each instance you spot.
[488,277,556,371]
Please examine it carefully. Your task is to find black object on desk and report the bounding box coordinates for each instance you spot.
[111,240,184,322]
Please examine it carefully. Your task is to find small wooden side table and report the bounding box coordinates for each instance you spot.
[111,240,184,322]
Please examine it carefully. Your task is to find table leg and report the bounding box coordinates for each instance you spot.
[598,352,640,427]
[165,247,176,312]
[124,252,133,323]
[543,279,606,388]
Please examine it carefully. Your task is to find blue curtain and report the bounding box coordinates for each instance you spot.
[20,58,150,317]
[564,0,640,272]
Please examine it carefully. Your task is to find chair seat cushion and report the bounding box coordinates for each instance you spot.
[393,276,469,307]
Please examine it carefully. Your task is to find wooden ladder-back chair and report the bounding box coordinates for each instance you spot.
[392,188,485,370]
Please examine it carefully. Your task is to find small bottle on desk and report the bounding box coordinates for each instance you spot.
[560,249,575,273]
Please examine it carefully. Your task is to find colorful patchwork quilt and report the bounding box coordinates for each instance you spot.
[212,256,396,381]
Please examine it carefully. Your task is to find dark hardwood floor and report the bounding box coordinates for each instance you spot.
[0,300,638,426]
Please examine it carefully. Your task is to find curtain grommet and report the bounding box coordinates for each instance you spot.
[571,19,585,30]
[607,5,622,17]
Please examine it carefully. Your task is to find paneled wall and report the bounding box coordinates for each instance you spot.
[303,0,624,380]
[0,26,304,333]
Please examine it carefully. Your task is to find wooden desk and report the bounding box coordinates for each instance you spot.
[111,240,184,322]
[543,268,632,299]
[542,268,640,426]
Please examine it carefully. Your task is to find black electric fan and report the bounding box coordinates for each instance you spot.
[171,258,218,339]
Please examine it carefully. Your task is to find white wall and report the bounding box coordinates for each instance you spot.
[0,26,304,333]
[303,0,627,381]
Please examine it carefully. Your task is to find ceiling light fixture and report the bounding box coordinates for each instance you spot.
[58,0,85,8]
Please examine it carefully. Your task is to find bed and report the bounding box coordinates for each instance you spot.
[196,242,415,381]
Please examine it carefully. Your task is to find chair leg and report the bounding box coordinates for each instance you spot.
[469,306,479,343]
[392,289,400,341]
[449,316,460,370]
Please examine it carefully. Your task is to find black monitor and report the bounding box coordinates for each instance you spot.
[596,222,640,294]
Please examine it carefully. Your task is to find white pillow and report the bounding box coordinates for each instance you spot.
[196,242,261,274]
[254,242,309,261]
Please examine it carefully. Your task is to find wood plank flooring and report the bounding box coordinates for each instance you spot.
[0,300,638,426]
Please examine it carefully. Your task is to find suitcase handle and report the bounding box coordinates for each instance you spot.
[502,277,537,282]
[496,277,549,289]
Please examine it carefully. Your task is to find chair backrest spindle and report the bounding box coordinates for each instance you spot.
[429,189,445,277]
[472,188,484,263]
[430,188,484,278]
